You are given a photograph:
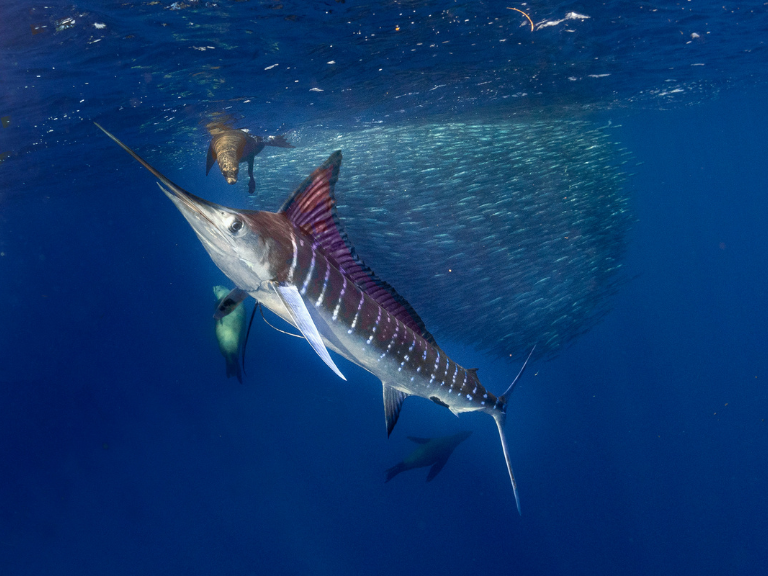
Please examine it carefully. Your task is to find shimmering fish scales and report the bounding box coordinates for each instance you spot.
[95,122,533,514]
[206,122,294,194]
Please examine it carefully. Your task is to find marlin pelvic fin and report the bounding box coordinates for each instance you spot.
[383,384,408,437]
[272,282,346,381]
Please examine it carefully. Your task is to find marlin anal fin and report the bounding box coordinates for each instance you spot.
[383,384,408,437]
[494,413,521,515]
[206,141,217,175]
[426,455,450,482]
[273,283,346,381]
[214,287,248,320]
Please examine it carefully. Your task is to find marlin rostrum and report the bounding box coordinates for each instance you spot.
[206,122,294,194]
[95,123,534,514]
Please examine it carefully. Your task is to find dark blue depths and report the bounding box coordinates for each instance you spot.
[2,92,767,576]
[1,3,768,576]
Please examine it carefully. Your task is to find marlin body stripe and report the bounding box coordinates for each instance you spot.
[95,122,533,514]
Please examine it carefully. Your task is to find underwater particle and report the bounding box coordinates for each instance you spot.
[1,116,9,128]
[0,152,10,163]
[94,22,106,29]
[55,17,76,32]
[30,24,46,35]
[537,11,590,30]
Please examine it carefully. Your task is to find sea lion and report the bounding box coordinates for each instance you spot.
[213,285,247,383]
[385,431,473,483]
[205,122,294,194]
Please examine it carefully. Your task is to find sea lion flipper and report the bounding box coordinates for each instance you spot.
[206,140,217,175]
[265,134,295,149]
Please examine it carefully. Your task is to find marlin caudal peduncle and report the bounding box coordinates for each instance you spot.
[95,122,534,514]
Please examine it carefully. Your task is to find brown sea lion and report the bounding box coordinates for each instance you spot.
[205,123,294,194]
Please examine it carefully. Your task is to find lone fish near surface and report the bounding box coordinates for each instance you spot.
[206,122,294,194]
[95,122,534,514]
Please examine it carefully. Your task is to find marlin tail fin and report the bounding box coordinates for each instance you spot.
[493,412,521,515]
[493,347,535,515]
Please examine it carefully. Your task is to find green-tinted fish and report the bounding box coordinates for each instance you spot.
[213,285,246,383]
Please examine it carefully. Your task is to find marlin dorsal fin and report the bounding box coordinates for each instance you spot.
[279,152,436,345]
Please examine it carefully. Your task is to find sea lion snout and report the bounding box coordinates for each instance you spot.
[222,166,239,184]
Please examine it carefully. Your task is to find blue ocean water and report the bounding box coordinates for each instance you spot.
[1,1,767,575]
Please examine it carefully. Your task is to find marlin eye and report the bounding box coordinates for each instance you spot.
[229,218,243,234]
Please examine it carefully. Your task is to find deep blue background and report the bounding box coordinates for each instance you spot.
[2,2,767,575]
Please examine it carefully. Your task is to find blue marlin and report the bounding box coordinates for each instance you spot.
[386,430,473,483]
[95,123,534,514]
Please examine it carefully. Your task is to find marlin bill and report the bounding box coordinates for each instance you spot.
[95,123,534,514]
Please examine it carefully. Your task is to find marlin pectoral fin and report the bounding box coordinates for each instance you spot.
[273,283,346,381]
[206,141,217,175]
[383,384,408,437]
[214,288,248,320]
[426,455,450,482]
